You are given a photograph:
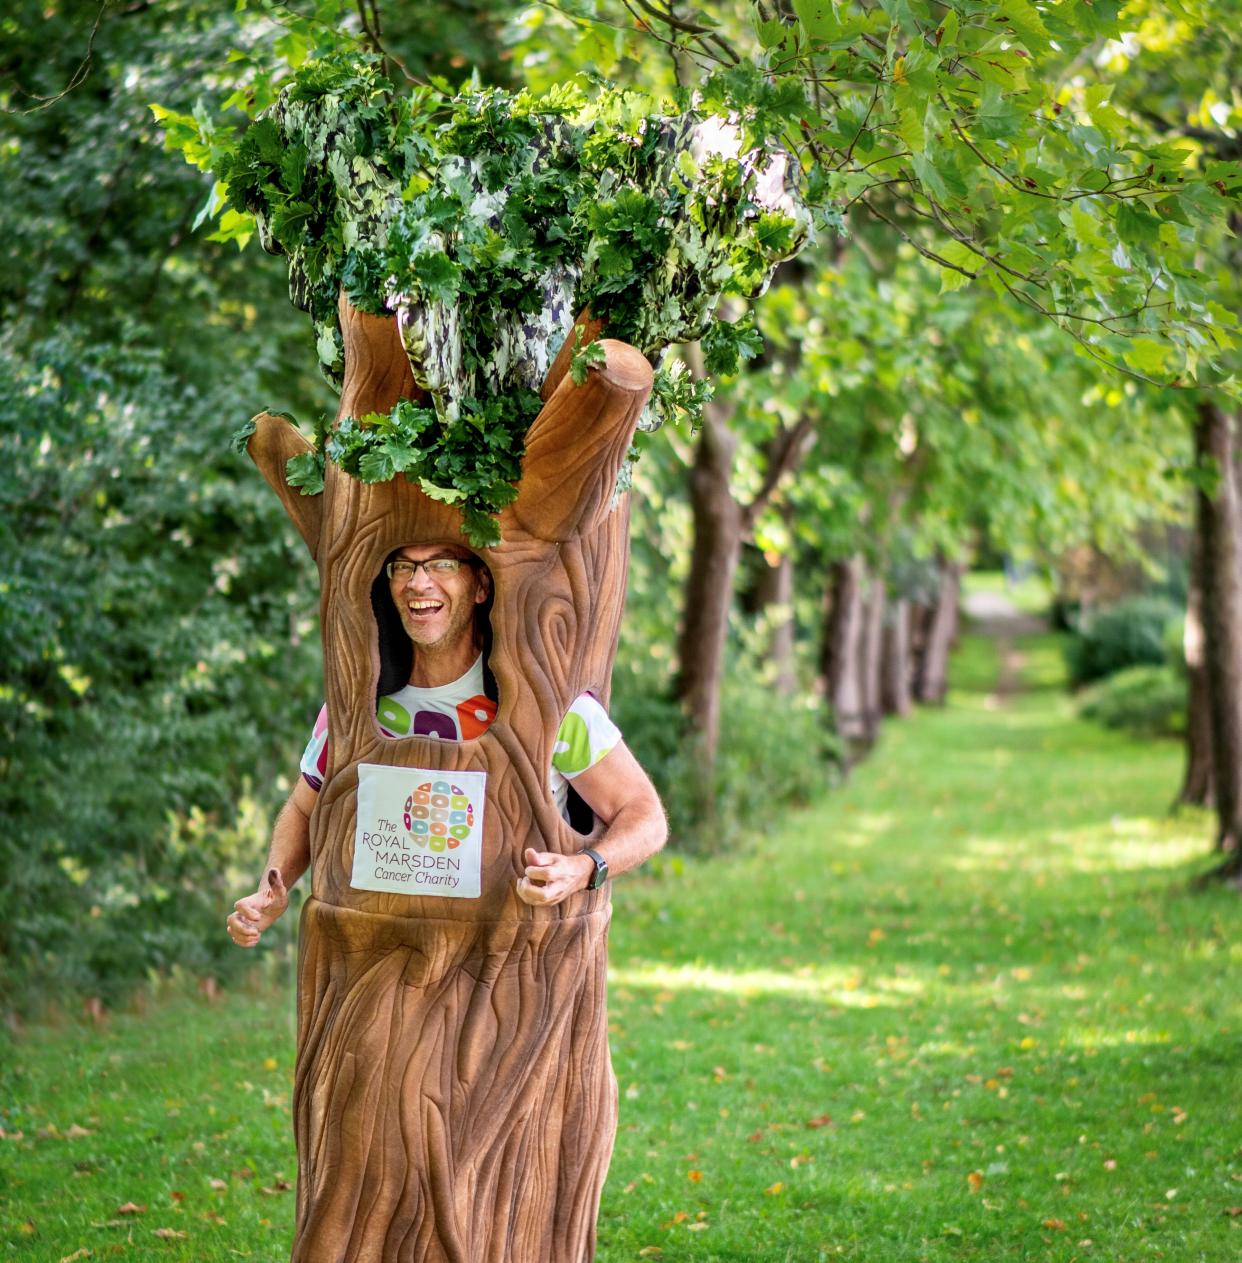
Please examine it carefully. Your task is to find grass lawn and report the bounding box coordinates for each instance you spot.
[3,632,1239,1262]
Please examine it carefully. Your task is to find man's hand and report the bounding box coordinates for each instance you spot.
[515,848,593,906]
[226,868,289,947]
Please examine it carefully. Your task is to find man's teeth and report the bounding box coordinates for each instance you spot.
[409,601,442,611]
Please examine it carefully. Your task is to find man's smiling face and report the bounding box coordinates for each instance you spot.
[388,543,491,656]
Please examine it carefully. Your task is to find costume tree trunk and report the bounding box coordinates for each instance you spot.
[248,295,652,1261]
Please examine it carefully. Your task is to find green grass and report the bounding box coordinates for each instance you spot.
[4,634,1239,1262]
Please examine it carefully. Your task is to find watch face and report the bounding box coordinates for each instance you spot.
[586,850,608,889]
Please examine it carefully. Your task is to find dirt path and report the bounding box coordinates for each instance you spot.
[961,587,1047,700]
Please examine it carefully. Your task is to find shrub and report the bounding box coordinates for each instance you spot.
[1064,595,1183,686]
[0,338,320,1019]
[1079,665,1186,737]
[611,679,841,854]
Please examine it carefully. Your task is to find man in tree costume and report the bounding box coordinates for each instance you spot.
[203,56,808,1261]
[225,302,665,1261]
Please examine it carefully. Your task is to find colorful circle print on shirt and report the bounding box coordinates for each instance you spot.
[404,780,475,852]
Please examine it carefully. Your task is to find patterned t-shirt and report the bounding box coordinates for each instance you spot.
[299,654,620,816]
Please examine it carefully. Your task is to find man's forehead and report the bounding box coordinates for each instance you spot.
[393,542,477,561]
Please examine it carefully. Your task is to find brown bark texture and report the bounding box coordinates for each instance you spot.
[677,404,742,767]
[859,575,885,747]
[881,598,912,717]
[1178,497,1214,807]
[248,295,652,1261]
[1194,400,1242,873]
[915,561,963,705]
[676,388,813,763]
[822,556,866,745]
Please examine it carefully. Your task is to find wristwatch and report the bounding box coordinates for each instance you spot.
[581,847,609,891]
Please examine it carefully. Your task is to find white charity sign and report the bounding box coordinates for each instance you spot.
[351,763,486,898]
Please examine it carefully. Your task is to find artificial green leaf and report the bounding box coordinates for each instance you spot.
[286,451,325,495]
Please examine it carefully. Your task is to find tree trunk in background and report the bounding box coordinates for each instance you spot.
[1178,501,1214,808]
[823,556,866,749]
[1195,399,1242,880]
[676,374,813,781]
[753,538,796,696]
[677,405,741,768]
[859,573,886,747]
[916,561,962,705]
[909,599,932,696]
[882,598,913,717]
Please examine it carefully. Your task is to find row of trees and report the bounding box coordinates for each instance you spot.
[1,0,1239,1013]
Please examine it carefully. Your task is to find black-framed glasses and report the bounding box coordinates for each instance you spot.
[386,557,469,582]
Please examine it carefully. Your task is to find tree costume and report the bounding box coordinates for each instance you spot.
[249,296,650,1260]
[219,56,808,1261]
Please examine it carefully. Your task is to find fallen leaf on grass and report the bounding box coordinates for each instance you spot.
[153,1227,187,1239]
[1223,1208,1242,1217]
[19,1221,35,1235]
[660,1211,689,1228]
[209,1178,228,1191]
[59,1250,92,1262]
[116,1203,146,1215]
[64,1124,94,1139]
[746,1130,764,1143]
[967,1171,984,1193]
[260,1179,293,1195]
[1042,1218,1067,1231]
[686,1170,702,1183]
[637,1248,663,1258]
[686,1222,709,1231]
[806,1114,832,1128]
[169,1191,185,1203]
[765,1182,784,1196]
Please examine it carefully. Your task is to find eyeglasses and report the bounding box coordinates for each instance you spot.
[386,557,471,582]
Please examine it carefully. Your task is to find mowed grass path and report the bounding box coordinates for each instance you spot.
[4,633,1239,1262]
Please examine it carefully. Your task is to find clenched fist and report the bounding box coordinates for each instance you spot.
[515,847,593,907]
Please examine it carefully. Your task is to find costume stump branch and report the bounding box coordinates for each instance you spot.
[248,294,652,1262]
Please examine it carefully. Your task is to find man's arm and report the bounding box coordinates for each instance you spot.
[226,776,316,947]
[516,740,667,906]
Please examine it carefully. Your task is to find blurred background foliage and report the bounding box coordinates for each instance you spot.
[1,0,1238,1017]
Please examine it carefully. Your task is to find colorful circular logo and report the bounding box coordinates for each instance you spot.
[403,779,474,852]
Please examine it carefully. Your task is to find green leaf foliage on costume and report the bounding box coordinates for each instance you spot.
[162,54,812,542]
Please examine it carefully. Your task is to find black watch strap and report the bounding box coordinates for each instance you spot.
[581,847,609,890]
